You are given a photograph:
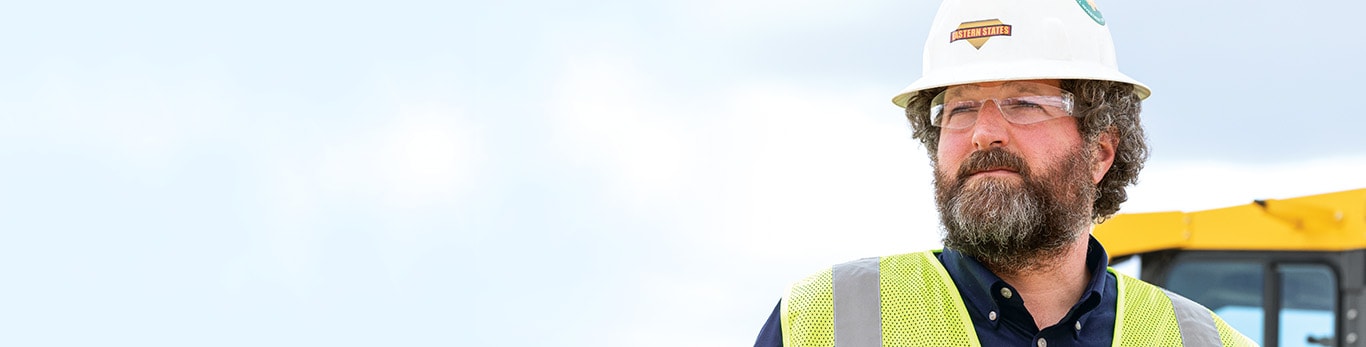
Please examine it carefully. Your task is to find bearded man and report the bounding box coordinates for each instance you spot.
[754,0,1254,346]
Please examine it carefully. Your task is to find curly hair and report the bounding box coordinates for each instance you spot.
[903,79,1149,221]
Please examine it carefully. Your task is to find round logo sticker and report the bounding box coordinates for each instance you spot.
[1077,0,1105,25]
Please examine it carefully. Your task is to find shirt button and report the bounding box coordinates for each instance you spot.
[1037,338,1047,347]
[988,311,997,321]
[1075,321,1082,331]
[1000,287,1013,299]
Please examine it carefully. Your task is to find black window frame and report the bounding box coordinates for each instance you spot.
[1136,249,1359,347]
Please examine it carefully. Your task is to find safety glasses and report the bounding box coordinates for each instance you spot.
[930,82,1076,129]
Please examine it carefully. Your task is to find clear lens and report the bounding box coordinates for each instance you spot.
[929,82,1075,129]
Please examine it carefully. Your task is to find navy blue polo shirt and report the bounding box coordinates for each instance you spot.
[754,236,1118,347]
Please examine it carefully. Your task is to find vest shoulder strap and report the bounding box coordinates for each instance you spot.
[781,251,978,347]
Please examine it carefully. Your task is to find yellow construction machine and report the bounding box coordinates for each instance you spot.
[1095,188,1366,347]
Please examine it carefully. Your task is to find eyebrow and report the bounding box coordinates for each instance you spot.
[1004,82,1047,94]
[942,85,980,99]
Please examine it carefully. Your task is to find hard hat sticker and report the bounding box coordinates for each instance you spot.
[950,19,1012,50]
[1077,0,1105,25]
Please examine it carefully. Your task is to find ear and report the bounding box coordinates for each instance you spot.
[1091,130,1118,184]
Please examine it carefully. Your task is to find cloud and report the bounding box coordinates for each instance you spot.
[669,0,922,36]
[546,47,696,205]
[6,57,236,173]
[232,104,483,293]
[1124,155,1366,213]
[559,77,951,345]
[548,51,945,260]
[710,82,943,262]
[310,105,483,208]
[542,50,952,343]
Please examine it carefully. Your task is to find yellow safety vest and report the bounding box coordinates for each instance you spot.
[780,251,1257,347]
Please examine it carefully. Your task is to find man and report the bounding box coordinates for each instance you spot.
[755,0,1256,346]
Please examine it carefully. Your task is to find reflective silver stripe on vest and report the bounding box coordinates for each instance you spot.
[1163,289,1221,346]
[832,257,882,347]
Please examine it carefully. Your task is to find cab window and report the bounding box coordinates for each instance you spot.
[1165,260,1336,347]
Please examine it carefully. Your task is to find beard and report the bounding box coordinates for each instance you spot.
[934,147,1096,276]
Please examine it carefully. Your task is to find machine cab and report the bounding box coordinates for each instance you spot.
[1096,189,1366,347]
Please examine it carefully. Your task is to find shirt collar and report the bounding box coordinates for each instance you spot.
[939,235,1112,330]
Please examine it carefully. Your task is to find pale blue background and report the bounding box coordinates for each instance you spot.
[1,1,1362,345]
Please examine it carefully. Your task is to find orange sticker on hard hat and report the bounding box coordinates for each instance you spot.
[950,19,1012,49]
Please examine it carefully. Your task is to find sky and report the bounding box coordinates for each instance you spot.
[1,0,1364,346]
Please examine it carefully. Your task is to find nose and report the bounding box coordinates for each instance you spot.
[970,100,1010,150]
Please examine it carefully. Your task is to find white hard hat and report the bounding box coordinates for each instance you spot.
[892,0,1150,108]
